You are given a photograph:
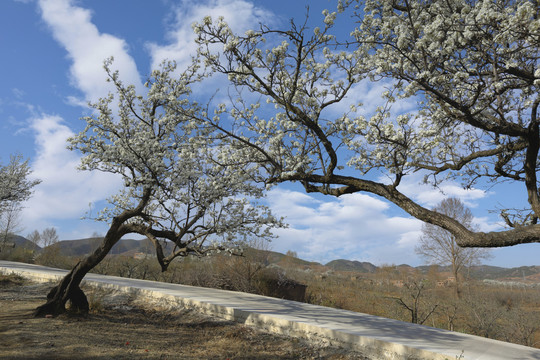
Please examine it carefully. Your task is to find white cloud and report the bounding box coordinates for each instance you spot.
[147,0,275,73]
[414,183,486,209]
[266,187,423,265]
[38,0,143,104]
[391,172,488,209]
[473,216,504,233]
[21,114,122,234]
[265,180,506,266]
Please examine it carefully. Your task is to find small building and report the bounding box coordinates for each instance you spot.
[436,277,456,287]
[133,252,147,260]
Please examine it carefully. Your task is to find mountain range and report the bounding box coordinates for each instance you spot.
[10,236,540,282]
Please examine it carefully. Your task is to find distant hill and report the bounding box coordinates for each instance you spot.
[415,264,540,283]
[11,235,539,283]
[468,265,540,281]
[325,259,377,273]
[416,264,447,273]
[241,247,321,267]
[47,238,322,267]
[11,235,41,250]
[47,239,323,267]
[50,237,156,257]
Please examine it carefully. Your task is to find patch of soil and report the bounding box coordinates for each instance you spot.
[0,276,369,359]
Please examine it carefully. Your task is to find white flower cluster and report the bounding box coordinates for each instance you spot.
[348,0,539,187]
[0,155,40,209]
[69,0,540,251]
[188,0,540,245]
[68,59,284,267]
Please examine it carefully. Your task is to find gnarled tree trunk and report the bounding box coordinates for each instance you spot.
[34,219,128,317]
[34,189,151,317]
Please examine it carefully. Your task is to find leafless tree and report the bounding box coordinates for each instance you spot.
[464,295,505,339]
[41,227,60,248]
[506,308,540,347]
[416,198,492,297]
[27,230,41,252]
[0,202,23,255]
[390,279,438,325]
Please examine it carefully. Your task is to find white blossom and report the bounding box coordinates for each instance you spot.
[68,59,284,268]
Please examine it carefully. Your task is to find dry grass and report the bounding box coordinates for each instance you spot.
[0,275,368,360]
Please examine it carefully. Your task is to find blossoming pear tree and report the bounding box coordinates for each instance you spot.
[0,154,40,253]
[34,60,282,316]
[0,154,40,211]
[191,0,539,248]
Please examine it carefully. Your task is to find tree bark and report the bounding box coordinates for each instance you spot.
[294,172,540,247]
[34,219,129,317]
[452,260,462,299]
[34,189,151,317]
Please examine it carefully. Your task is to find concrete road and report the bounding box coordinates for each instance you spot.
[1,260,539,360]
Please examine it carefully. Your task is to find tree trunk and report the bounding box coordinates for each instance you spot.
[33,190,150,317]
[451,259,462,299]
[34,224,126,317]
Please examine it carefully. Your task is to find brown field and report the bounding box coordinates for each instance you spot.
[0,274,368,360]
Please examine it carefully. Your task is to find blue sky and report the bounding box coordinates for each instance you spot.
[1,0,538,268]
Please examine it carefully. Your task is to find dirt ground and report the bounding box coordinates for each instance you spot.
[0,274,369,360]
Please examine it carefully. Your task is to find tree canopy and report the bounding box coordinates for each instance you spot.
[0,154,39,253]
[35,59,283,316]
[0,154,40,209]
[188,0,540,248]
[67,59,280,271]
[34,0,540,316]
